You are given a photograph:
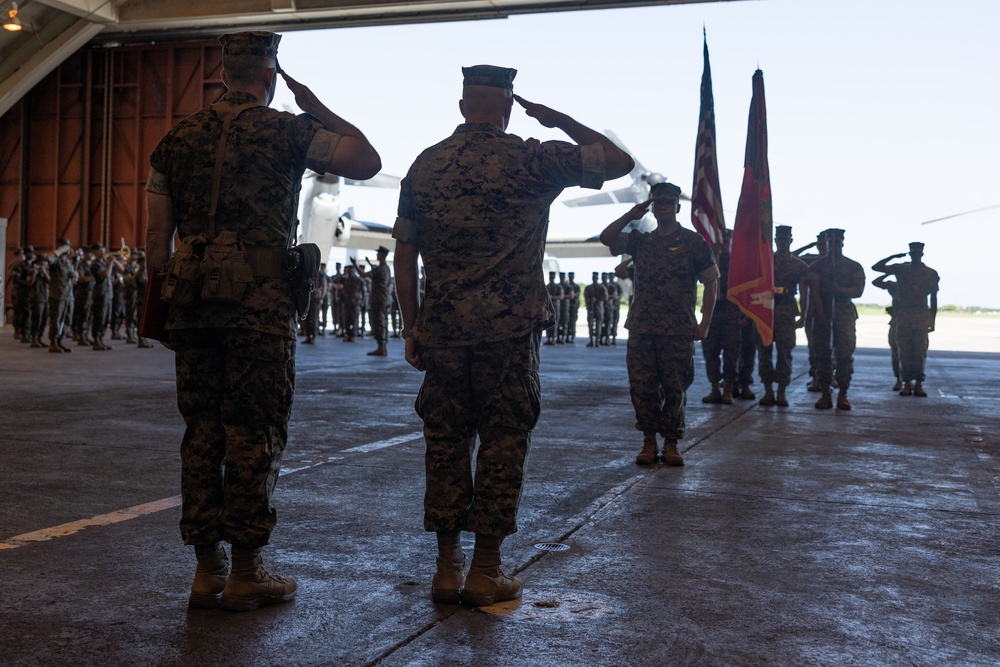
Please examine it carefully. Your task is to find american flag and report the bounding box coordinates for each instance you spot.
[728,69,775,346]
[691,31,727,251]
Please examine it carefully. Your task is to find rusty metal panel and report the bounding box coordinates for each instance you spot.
[1,38,223,270]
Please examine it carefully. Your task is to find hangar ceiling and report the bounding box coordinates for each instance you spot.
[0,0,730,117]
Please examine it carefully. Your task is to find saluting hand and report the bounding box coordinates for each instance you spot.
[629,199,653,220]
[280,71,322,116]
[514,95,566,129]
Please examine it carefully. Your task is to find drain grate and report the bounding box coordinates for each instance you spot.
[533,542,570,552]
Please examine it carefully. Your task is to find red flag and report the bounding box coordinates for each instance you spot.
[728,69,775,346]
[691,30,727,251]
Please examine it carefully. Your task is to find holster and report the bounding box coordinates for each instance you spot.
[286,243,321,320]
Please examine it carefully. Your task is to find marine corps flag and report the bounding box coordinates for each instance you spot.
[727,69,775,346]
[691,30,727,250]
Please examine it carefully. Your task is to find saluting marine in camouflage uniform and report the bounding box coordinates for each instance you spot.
[872,242,939,397]
[871,273,902,390]
[584,271,607,347]
[145,30,380,612]
[806,228,866,410]
[393,65,633,607]
[794,232,827,392]
[601,182,719,467]
[757,225,809,407]
[353,245,392,355]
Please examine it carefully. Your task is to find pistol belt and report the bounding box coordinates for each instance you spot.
[245,246,288,279]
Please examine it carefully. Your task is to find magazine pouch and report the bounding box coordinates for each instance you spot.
[200,230,253,303]
[160,234,207,307]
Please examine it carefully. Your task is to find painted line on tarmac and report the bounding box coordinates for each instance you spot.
[341,431,423,454]
[0,496,181,551]
[0,431,424,551]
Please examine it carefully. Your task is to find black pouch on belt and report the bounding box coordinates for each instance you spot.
[286,243,321,319]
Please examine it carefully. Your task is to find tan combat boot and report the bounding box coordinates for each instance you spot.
[219,547,297,612]
[702,382,722,404]
[815,385,833,410]
[661,440,684,466]
[367,343,387,356]
[836,388,851,410]
[913,382,927,397]
[738,383,756,400]
[431,531,465,604]
[635,432,658,466]
[460,535,522,607]
[721,380,734,405]
[899,381,912,396]
[48,341,63,353]
[776,384,789,407]
[759,384,776,406]
[189,542,230,609]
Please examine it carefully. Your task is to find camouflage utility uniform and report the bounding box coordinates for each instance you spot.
[807,254,866,391]
[611,227,718,442]
[47,250,77,349]
[701,251,741,389]
[757,250,809,387]
[890,263,939,383]
[368,262,392,346]
[147,89,341,549]
[584,279,607,346]
[394,122,606,537]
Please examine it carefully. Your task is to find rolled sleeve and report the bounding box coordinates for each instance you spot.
[698,264,721,284]
[610,233,631,257]
[304,129,343,174]
[145,168,170,195]
[392,216,419,245]
[578,143,606,190]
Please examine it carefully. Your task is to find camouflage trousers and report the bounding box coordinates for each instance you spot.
[304,295,323,337]
[810,305,857,389]
[627,334,695,441]
[756,308,797,386]
[738,319,757,385]
[895,312,930,382]
[545,304,560,342]
[567,301,579,339]
[91,293,111,340]
[415,330,541,537]
[48,296,71,342]
[586,306,604,341]
[342,302,360,339]
[369,298,389,345]
[171,328,295,548]
[888,317,900,381]
[701,311,740,384]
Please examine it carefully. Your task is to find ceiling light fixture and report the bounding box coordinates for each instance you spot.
[4,1,23,32]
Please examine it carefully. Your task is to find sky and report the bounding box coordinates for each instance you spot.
[270,0,1000,309]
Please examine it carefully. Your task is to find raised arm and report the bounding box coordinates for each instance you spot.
[514,95,633,180]
[281,71,382,181]
[600,200,651,248]
[871,252,907,274]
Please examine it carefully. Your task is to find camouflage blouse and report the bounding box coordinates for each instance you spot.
[147,91,341,339]
[393,123,605,346]
[612,226,718,337]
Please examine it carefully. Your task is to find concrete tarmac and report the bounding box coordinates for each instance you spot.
[1,326,998,666]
